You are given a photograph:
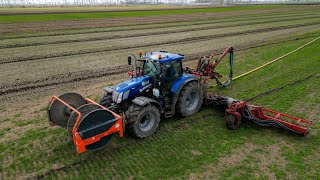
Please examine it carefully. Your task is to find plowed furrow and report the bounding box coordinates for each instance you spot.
[1,7,316,34]
[0,11,316,41]
[2,15,318,49]
[0,35,314,97]
[1,22,318,65]
[0,9,284,33]
[0,33,309,96]
[0,65,130,96]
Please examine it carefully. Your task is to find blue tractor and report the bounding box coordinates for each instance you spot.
[48,47,312,154]
[47,47,235,153]
[99,51,205,138]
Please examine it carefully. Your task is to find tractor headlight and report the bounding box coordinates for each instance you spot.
[116,92,123,104]
[112,90,129,104]
[123,90,130,100]
[112,91,120,102]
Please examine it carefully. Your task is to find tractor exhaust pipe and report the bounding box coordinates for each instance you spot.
[128,54,137,78]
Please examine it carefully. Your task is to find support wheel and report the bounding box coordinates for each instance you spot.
[226,113,241,130]
[177,81,204,117]
[126,104,160,138]
[100,93,113,108]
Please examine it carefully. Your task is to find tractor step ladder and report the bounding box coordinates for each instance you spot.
[164,96,173,118]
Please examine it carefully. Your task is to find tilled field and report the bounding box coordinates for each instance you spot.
[1,13,319,49]
[0,6,318,34]
[0,6,319,179]
[0,9,319,104]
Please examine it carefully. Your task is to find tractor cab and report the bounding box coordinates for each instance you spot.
[124,51,186,98]
[141,52,184,90]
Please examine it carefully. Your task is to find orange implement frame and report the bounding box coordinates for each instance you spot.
[50,96,124,154]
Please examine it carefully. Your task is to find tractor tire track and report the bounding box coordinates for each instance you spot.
[0,65,131,96]
[0,12,316,41]
[0,36,316,98]
[1,22,318,65]
[2,14,319,49]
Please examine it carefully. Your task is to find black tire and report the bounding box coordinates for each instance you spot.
[176,81,204,117]
[226,113,241,130]
[125,104,161,138]
[100,93,112,108]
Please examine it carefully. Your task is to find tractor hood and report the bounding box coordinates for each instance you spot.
[112,76,152,103]
[115,75,152,92]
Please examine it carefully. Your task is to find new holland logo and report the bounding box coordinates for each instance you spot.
[139,84,152,92]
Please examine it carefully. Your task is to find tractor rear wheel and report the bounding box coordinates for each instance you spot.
[126,104,160,138]
[176,81,204,117]
[100,93,113,108]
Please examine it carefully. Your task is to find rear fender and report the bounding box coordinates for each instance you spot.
[170,75,200,116]
[132,96,163,113]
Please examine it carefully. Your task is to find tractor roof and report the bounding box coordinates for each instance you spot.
[143,51,184,63]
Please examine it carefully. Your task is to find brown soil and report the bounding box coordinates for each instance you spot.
[1,21,318,64]
[2,10,316,41]
[0,24,317,109]
[1,13,318,49]
[0,6,316,34]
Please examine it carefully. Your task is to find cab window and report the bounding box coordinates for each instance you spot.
[162,60,182,80]
[161,60,182,92]
[142,60,161,79]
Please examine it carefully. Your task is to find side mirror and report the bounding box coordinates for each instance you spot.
[128,56,132,65]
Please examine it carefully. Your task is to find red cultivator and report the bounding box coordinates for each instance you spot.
[206,93,312,135]
[188,47,312,135]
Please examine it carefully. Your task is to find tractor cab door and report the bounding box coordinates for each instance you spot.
[161,60,183,94]
[142,60,161,83]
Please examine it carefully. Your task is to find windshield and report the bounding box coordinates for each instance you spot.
[142,60,161,78]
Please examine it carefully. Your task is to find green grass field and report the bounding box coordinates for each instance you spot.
[0,5,291,23]
[0,5,319,178]
[1,30,319,178]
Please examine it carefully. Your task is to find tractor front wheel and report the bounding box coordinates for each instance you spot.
[126,104,161,138]
[177,81,204,117]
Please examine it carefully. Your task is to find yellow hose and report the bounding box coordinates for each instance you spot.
[221,36,320,84]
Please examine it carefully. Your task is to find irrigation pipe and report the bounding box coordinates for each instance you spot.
[212,36,320,87]
[231,36,320,81]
